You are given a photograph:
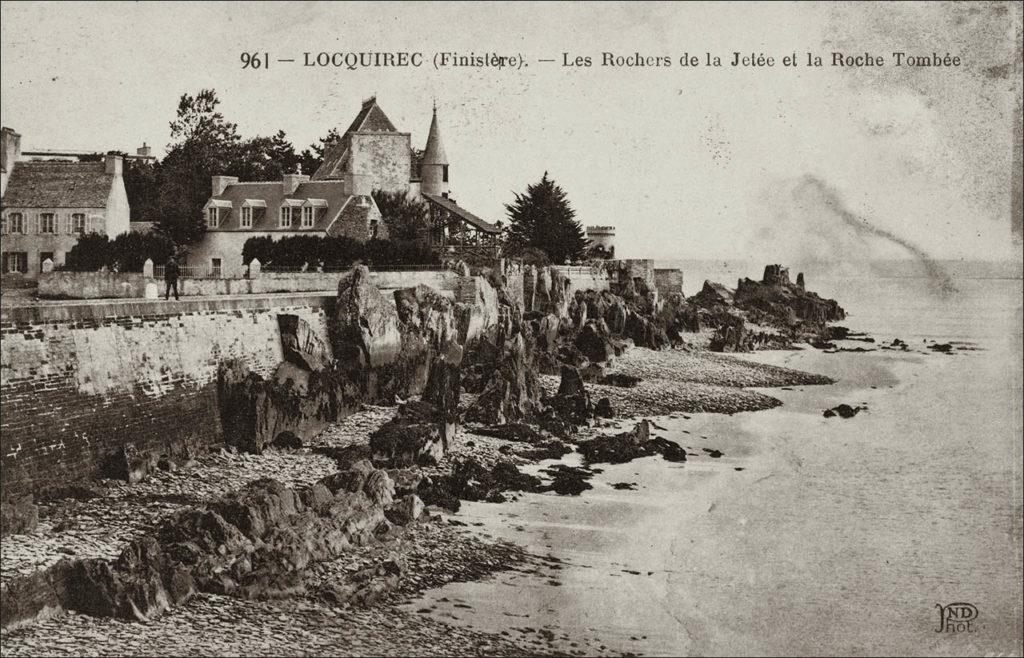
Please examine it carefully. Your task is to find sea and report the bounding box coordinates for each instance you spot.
[402,259,1023,656]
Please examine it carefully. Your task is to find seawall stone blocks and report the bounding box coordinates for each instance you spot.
[0,294,333,493]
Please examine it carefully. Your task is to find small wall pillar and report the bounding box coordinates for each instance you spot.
[143,258,154,278]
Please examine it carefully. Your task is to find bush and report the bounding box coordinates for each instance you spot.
[241,235,439,271]
[242,236,275,266]
[63,233,111,271]
[63,232,174,272]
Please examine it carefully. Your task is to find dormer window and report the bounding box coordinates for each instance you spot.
[207,207,219,228]
[279,206,292,228]
[241,206,253,228]
[301,206,314,228]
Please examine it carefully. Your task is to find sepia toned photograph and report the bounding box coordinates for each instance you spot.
[1,1,1021,656]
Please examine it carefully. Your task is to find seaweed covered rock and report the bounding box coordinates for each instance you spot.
[546,365,594,425]
[465,332,542,425]
[0,492,39,536]
[577,420,687,464]
[369,400,447,467]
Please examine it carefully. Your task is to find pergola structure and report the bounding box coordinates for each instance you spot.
[423,193,502,253]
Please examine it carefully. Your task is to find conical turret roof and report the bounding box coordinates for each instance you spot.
[422,106,448,165]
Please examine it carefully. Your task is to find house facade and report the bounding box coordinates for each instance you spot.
[1,127,130,276]
[192,97,501,275]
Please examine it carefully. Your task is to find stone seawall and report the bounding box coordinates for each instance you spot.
[0,293,334,494]
[37,270,461,300]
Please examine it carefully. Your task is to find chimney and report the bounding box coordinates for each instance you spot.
[282,171,309,195]
[211,175,239,196]
[136,142,152,158]
[1,127,22,196]
[104,153,123,176]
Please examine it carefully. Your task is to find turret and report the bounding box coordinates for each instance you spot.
[421,104,449,197]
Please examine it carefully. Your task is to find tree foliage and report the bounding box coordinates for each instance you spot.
[299,127,342,175]
[372,189,429,242]
[504,172,588,264]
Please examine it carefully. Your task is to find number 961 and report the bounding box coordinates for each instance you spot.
[241,52,269,69]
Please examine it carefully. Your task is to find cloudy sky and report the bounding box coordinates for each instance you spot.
[2,1,1021,262]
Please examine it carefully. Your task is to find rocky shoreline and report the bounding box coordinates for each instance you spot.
[1,261,851,655]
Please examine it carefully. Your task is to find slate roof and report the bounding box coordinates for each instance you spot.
[2,161,114,208]
[346,98,398,133]
[424,194,501,234]
[422,110,448,165]
[312,145,349,181]
[206,180,355,232]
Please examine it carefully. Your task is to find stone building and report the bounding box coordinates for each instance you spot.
[192,97,501,275]
[586,225,616,258]
[1,127,130,276]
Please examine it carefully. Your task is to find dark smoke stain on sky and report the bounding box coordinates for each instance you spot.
[796,175,958,295]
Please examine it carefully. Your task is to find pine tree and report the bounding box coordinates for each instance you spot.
[504,172,588,264]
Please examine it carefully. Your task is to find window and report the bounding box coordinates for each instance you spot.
[211,258,222,278]
[240,206,253,228]
[301,206,314,228]
[369,219,380,239]
[207,207,219,228]
[279,206,292,228]
[442,165,449,183]
[40,213,56,234]
[8,212,24,234]
[72,213,86,234]
[4,252,28,274]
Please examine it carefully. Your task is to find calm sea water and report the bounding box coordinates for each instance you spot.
[404,265,1023,656]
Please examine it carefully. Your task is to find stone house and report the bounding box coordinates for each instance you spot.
[192,97,501,275]
[1,127,130,276]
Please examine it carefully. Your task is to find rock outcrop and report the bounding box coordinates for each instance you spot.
[577,420,687,464]
[32,465,400,624]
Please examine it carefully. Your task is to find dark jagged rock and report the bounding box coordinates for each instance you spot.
[385,494,424,526]
[216,359,347,454]
[472,423,547,443]
[369,401,446,467]
[546,365,593,425]
[517,439,572,461]
[65,536,194,621]
[465,332,542,425]
[595,397,615,418]
[277,314,332,372]
[692,280,735,307]
[333,266,404,370]
[538,464,595,495]
[102,445,157,484]
[823,404,865,419]
[598,372,642,388]
[418,457,543,507]
[577,420,688,465]
[271,431,303,450]
[0,492,39,536]
[574,321,615,363]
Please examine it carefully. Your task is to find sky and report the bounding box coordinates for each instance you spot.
[2,1,1021,262]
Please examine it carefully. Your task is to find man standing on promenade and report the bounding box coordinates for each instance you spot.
[164,256,180,300]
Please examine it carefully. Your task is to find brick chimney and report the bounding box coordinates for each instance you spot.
[104,153,123,176]
[136,142,152,158]
[1,127,22,196]
[211,175,239,196]
[282,171,309,195]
